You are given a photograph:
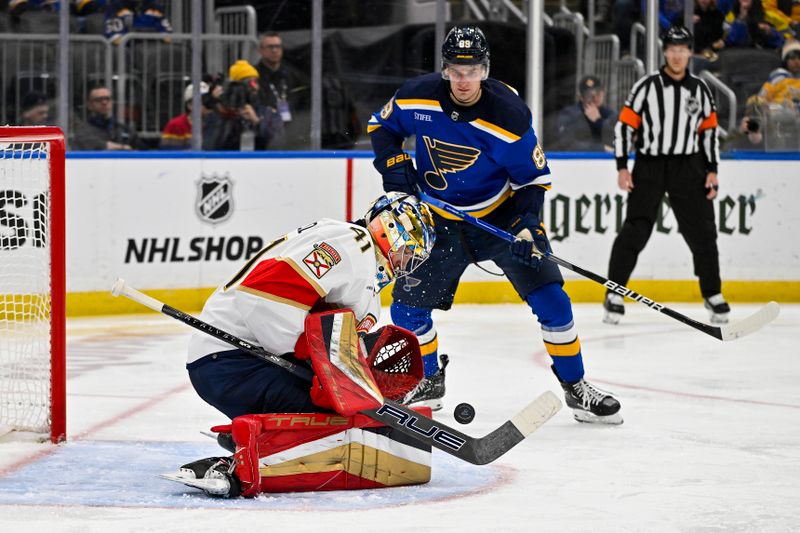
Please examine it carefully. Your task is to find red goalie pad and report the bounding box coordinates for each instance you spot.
[295,309,384,416]
[211,409,433,496]
[362,325,424,401]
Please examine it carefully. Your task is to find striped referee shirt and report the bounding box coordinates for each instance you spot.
[614,68,720,172]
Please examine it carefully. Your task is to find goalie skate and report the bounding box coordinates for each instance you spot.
[403,354,448,411]
[552,366,623,425]
[159,457,240,498]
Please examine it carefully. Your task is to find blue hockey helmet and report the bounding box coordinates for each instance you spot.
[441,25,490,80]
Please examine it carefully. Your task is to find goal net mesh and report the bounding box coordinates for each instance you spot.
[0,140,53,434]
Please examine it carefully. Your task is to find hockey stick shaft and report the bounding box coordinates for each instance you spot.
[420,193,779,342]
[111,278,560,465]
[111,279,313,380]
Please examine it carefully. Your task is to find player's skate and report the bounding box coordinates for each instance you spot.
[159,456,240,498]
[704,294,730,324]
[403,354,448,411]
[552,366,623,425]
[602,293,624,324]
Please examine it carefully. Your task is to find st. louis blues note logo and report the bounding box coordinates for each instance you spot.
[196,173,233,224]
[422,136,481,190]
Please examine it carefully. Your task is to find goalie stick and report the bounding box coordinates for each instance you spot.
[111,279,561,465]
[420,192,780,342]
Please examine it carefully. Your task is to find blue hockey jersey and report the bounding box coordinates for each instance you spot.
[368,72,550,217]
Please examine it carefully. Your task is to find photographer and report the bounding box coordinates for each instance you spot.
[726,117,767,150]
[204,60,284,151]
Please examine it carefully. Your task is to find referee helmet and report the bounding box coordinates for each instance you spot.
[662,25,693,50]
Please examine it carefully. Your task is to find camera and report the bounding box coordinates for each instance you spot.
[746,117,760,133]
[221,80,259,112]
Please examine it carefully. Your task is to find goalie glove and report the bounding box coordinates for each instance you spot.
[374,150,420,195]
[509,213,551,270]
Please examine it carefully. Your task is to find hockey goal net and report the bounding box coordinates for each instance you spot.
[0,127,66,443]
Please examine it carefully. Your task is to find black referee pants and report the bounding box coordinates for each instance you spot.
[608,153,722,298]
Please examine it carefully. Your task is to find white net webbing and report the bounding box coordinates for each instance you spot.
[0,140,53,434]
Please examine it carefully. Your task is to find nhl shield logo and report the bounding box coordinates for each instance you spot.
[685,96,701,116]
[196,174,233,224]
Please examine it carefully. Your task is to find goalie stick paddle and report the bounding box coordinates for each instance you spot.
[420,192,780,342]
[111,279,562,465]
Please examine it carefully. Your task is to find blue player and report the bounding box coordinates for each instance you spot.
[368,25,622,424]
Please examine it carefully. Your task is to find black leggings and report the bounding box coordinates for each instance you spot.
[607,154,721,298]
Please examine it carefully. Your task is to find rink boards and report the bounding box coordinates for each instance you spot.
[30,152,800,314]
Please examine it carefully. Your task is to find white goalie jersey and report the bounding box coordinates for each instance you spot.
[187,219,382,364]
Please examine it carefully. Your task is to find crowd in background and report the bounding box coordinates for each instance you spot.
[1,0,798,152]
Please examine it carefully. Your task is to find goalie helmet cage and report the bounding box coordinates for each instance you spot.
[0,126,66,443]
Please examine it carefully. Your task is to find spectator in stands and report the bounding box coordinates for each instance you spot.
[554,76,617,152]
[8,0,54,16]
[758,39,800,107]
[726,0,785,48]
[723,96,767,149]
[203,60,284,151]
[16,91,51,126]
[71,84,141,150]
[254,32,309,148]
[694,0,727,60]
[9,0,101,15]
[160,82,214,150]
[103,0,172,44]
[612,0,687,53]
[762,0,800,39]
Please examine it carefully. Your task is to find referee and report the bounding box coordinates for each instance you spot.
[604,25,731,325]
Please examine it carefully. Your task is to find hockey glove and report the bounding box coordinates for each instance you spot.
[509,214,551,270]
[374,151,420,195]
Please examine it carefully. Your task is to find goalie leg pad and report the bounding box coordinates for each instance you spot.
[219,411,432,495]
[231,415,262,497]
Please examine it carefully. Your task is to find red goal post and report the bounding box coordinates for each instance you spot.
[0,126,66,443]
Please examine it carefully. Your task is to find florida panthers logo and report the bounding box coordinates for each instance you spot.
[422,136,481,190]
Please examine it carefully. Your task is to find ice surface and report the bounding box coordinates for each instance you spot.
[1,303,798,532]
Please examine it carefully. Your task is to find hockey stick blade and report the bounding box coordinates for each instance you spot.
[419,193,781,342]
[369,391,562,466]
[111,279,560,465]
[719,301,780,341]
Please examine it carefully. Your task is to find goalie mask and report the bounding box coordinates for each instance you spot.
[365,193,436,290]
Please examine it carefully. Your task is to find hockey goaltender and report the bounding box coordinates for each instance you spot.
[161,193,438,497]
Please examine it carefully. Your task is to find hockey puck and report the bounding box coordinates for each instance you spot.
[454,402,475,424]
